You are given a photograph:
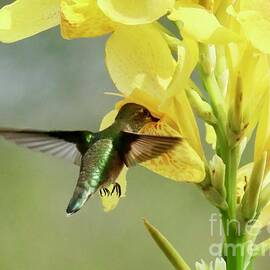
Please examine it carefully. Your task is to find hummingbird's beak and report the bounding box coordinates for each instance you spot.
[66,188,91,216]
[66,199,82,216]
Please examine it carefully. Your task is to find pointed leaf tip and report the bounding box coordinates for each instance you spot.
[143,219,191,270]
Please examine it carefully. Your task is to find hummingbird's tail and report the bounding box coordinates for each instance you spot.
[66,185,92,216]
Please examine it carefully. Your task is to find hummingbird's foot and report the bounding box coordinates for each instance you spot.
[99,188,110,197]
[111,183,121,197]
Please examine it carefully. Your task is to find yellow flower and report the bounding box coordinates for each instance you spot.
[233,0,270,54]
[61,0,117,39]
[169,1,239,44]
[0,0,60,43]
[0,0,242,43]
[97,0,175,25]
[255,90,270,172]
[0,0,117,42]
[100,24,205,211]
[0,0,176,42]
[226,43,270,142]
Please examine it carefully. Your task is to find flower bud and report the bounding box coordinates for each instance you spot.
[209,155,226,198]
[215,46,229,97]
[258,176,270,213]
[144,219,191,270]
[205,124,216,149]
[203,186,228,210]
[228,74,249,143]
[241,152,267,221]
[199,44,216,75]
[186,89,217,124]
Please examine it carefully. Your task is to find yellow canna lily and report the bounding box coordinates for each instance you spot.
[169,1,239,44]
[232,0,270,54]
[100,24,206,211]
[0,0,60,43]
[97,0,175,25]
[255,89,270,172]
[0,0,117,42]
[60,0,117,39]
[226,43,270,143]
[0,0,176,42]
[0,0,241,43]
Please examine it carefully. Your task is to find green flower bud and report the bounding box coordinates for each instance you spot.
[203,186,228,210]
[209,155,226,198]
[186,89,217,124]
[144,219,191,270]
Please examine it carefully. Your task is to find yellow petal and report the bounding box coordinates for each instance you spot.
[100,166,128,212]
[115,88,204,159]
[0,0,60,43]
[139,120,205,182]
[169,6,239,43]
[97,0,175,25]
[236,0,270,53]
[160,36,203,157]
[166,38,199,97]
[240,0,270,12]
[61,0,117,39]
[99,109,118,130]
[160,94,204,159]
[205,123,216,149]
[115,88,163,118]
[236,11,270,54]
[255,91,270,172]
[105,24,176,96]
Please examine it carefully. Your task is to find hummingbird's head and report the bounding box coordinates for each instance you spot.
[116,103,158,132]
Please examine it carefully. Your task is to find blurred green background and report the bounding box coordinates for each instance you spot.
[0,5,269,269]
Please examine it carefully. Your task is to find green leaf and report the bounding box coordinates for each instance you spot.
[143,219,191,270]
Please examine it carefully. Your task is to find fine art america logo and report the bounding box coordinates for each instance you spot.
[209,213,270,257]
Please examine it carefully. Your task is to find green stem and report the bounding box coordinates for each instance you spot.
[226,234,245,270]
[246,259,254,270]
[223,145,243,270]
[200,71,227,133]
[225,145,240,221]
[198,67,227,158]
[198,45,248,269]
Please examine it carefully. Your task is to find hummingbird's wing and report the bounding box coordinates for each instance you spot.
[120,131,182,167]
[0,129,93,165]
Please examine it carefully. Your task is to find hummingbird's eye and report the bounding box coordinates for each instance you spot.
[143,109,150,117]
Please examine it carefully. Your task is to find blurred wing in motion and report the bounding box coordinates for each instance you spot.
[136,121,206,183]
[0,129,93,165]
[121,131,182,167]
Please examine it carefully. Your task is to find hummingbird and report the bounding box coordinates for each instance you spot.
[0,103,181,215]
